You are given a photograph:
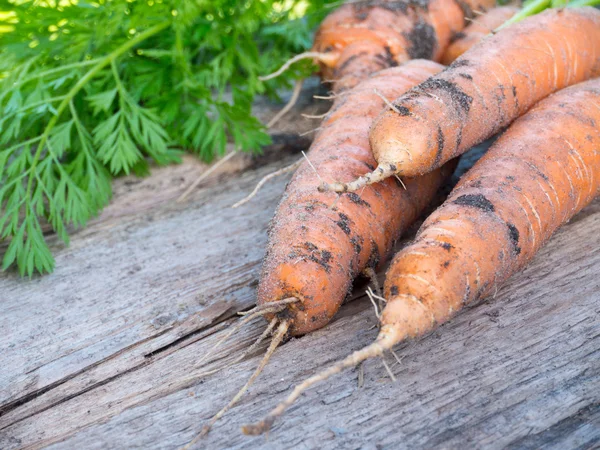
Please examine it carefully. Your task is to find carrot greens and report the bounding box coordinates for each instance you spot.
[0,0,329,276]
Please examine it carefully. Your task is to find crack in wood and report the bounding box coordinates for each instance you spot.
[0,328,172,419]
[144,312,234,359]
[505,401,600,449]
[0,360,154,431]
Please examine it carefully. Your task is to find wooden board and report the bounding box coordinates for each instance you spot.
[1,83,599,450]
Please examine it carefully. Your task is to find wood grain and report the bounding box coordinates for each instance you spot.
[1,83,599,450]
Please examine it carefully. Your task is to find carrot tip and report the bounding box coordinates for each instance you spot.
[317,163,398,193]
[317,181,347,193]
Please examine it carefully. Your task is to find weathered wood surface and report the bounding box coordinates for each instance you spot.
[1,83,599,450]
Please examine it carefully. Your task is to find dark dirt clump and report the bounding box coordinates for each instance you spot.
[346,192,371,207]
[453,194,495,212]
[404,20,437,59]
[376,46,398,68]
[367,242,381,267]
[299,242,333,272]
[336,213,352,235]
[449,59,471,68]
[450,31,466,43]
[435,126,445,165]
[420,78,473,114]
[506,223,521,255]
[336,54,362,75]
[392,104,412,116]
[351,237,363,255]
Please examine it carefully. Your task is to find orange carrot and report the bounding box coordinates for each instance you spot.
[264,0,496,91]
[318,7,600,192]
[243,76,600,436]
[441,6,519,64]
[187,2,508,441]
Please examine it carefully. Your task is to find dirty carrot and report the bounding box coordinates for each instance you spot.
[190,2,496,440]
[262,0,495,92]
[319,7,600,192]
[441,6,519,65]
[243,76,600,436]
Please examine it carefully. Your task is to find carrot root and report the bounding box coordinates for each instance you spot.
[231,158,303,209]
[266,79,304,129]
[369,8,600,179]
[242,324,400,436]
[317,163,398,193]
[193,318,279,381]
[259,52,338,81]
[177,152,238,203]
[184,321,289,448]
[363,267,382,301]
[195,297,297,368]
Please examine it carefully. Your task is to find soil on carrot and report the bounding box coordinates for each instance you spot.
[404,20,438,59]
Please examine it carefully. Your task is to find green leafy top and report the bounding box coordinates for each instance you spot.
[497,0,600,27]
[0,0,330,276]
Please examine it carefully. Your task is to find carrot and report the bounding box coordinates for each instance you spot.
[440,6,519,65]
[319,7,600,192]
[190,3,498,440]
[243,76,600,436]
[263,0,496,92]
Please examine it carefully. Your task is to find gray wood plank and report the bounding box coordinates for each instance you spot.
[1,85,599,449]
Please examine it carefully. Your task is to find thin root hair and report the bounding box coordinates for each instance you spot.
[242,333,396,436]
[302,112,330,119]
[237,297,299,316]
[362,267,383,299]
[267,79,304,129]
[259,52,332,81]
[367,286,388,306]
[366,288,381,320]
[177,152,237,203]
[232,158,303,209]
[299,127,323,137]
[181,318,279,388]
[395,174,407,190]
[313,94,339,100]
[381,357,397,382]
[390,349,403,366]
[301,150,325,183]
[329,193,342,210]
[373,88,402,115]
[195,297,297,368]
[183,321,290,447]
